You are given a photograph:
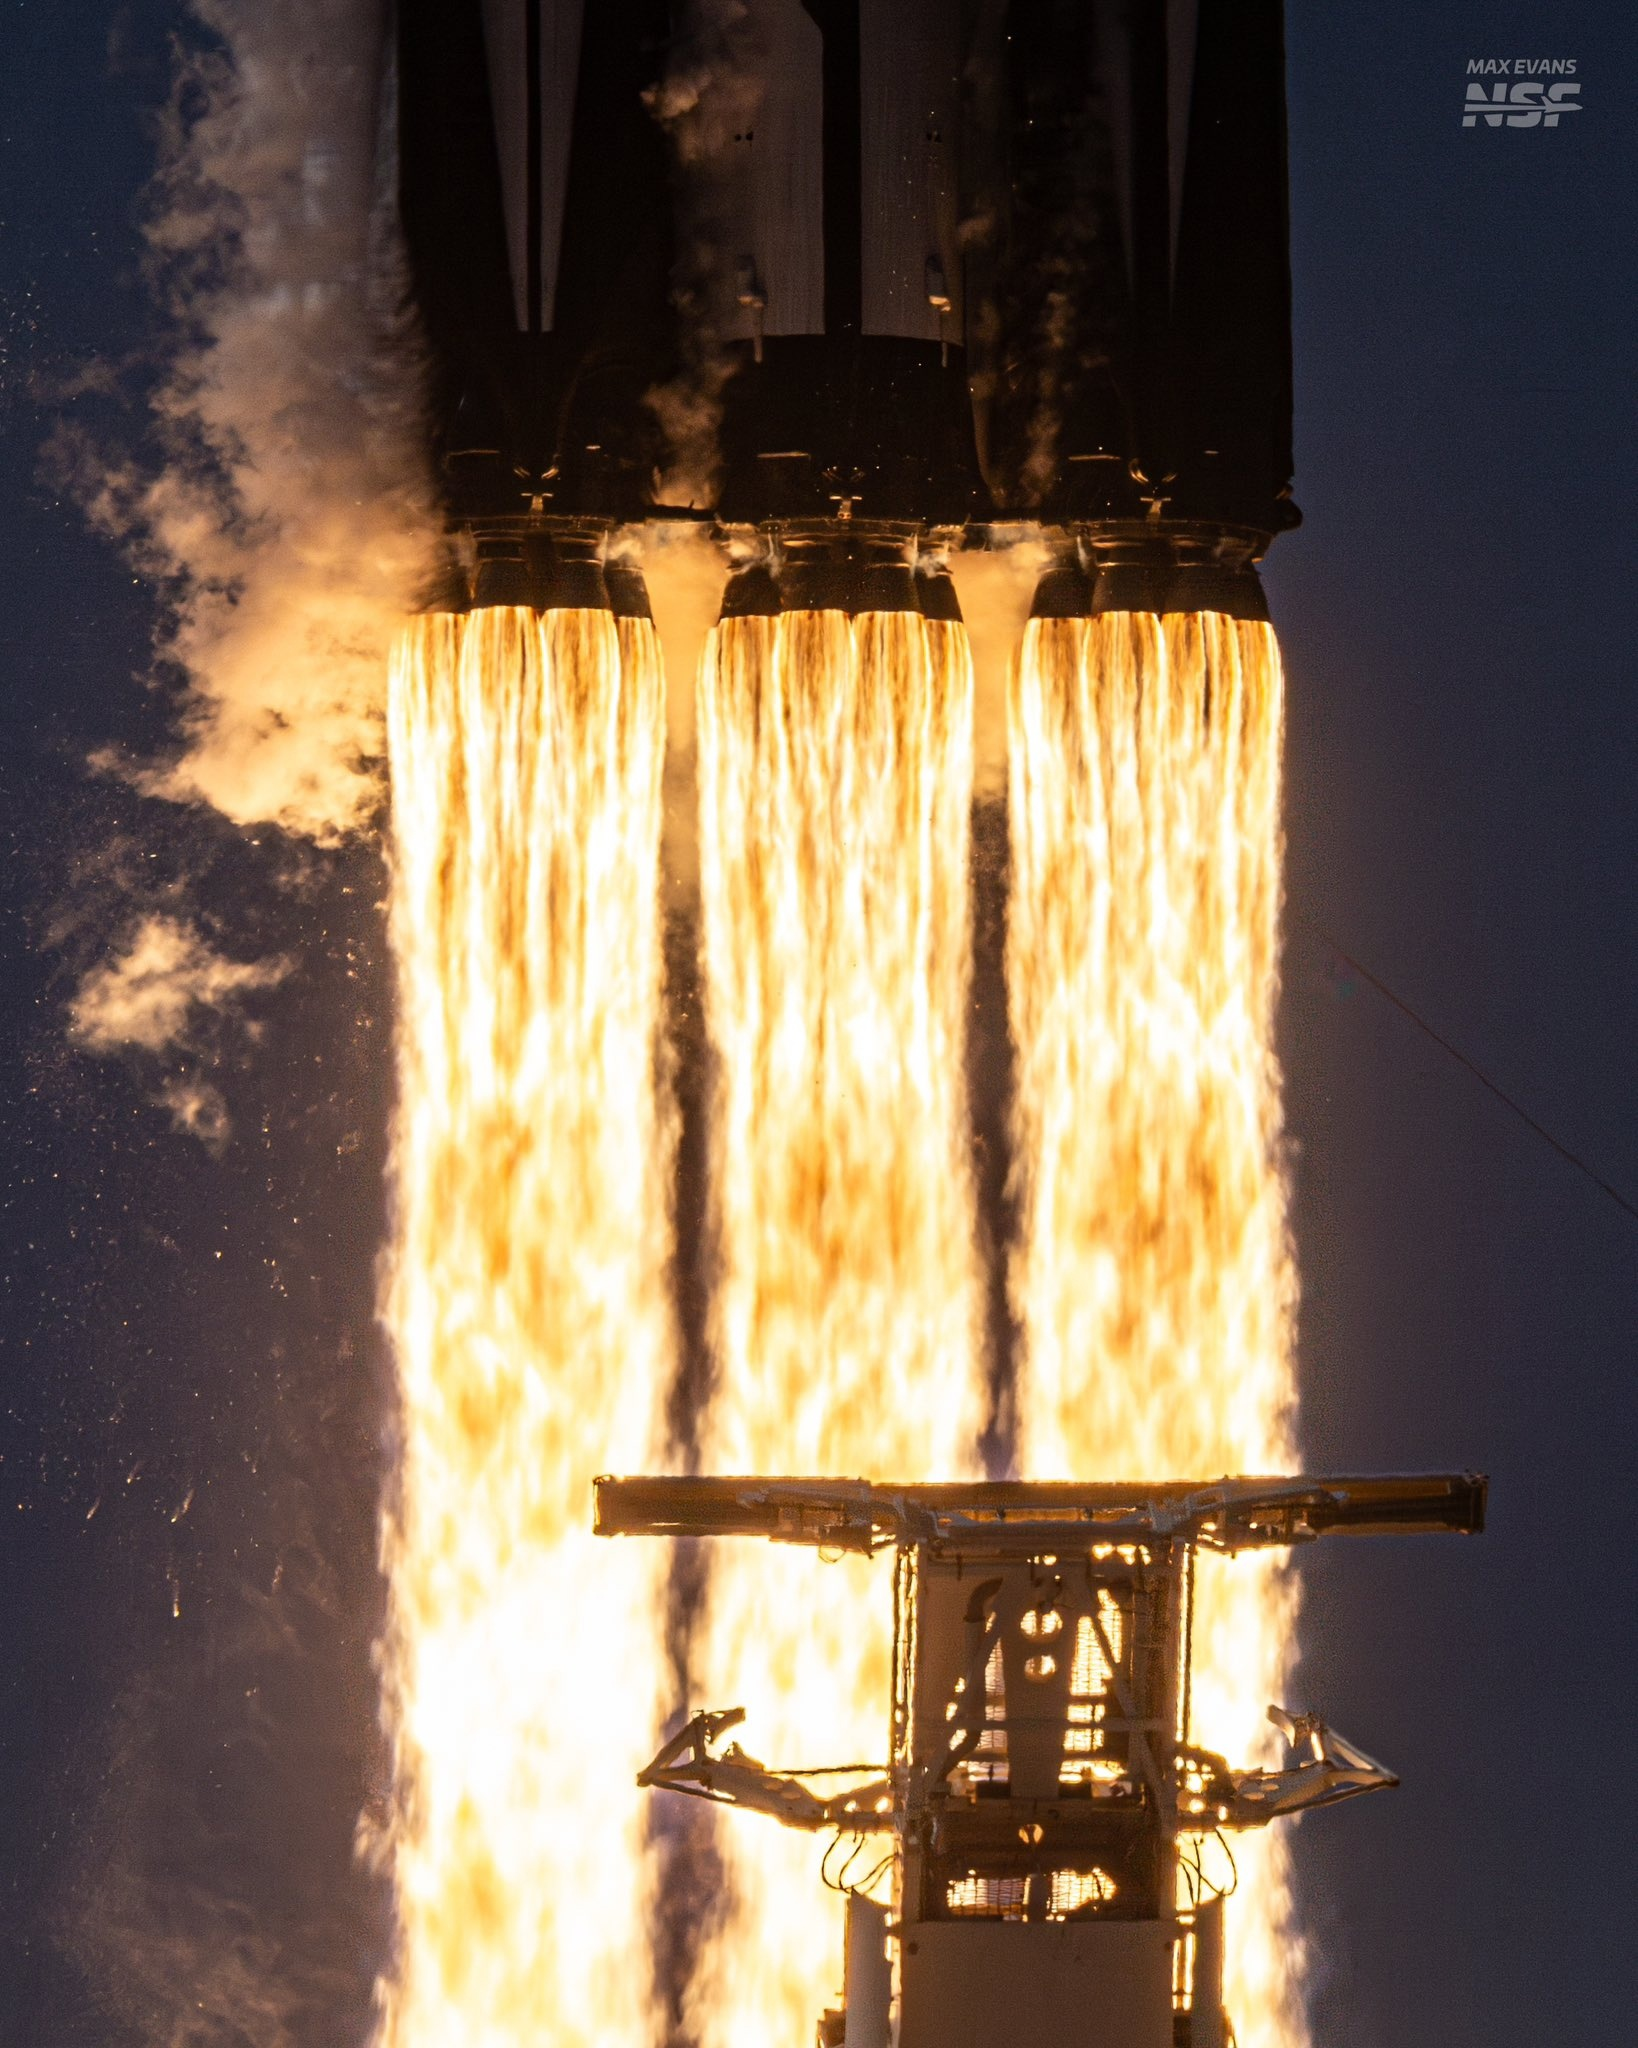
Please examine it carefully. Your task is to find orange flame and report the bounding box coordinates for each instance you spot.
[378,606,673,2048]
[689,610,985,2048]
[1007,610,1302,2040]
[375,597,1303,2047]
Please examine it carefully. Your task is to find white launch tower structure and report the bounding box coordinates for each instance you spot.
[597,1471,1484,2048]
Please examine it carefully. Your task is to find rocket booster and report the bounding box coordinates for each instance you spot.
[396,1,1297,616]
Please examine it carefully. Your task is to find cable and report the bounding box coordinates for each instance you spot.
[1208,1828,1239,1900]
[764,1763,884,1777]
[820,1831,857,1893]
[1303,919,1638,1226]
[848,1848,896,1899]
[821,1830,867,1893]
[1177,1826,1240,1905]
[822,1828,894,1899]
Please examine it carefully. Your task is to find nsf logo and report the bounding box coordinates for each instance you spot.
[1463,60,1582,128]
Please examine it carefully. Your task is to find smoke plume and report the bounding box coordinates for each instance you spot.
[69,0,438,841]
[67,910,289,1147]
[69,913,288,1057]
[949,531,1051,799]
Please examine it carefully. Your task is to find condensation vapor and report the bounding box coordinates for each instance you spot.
[634,522,729,902]
[69,913,289,1055]
[67,912,291,1146]
[77,0,438,841]
[949,534,1049,800]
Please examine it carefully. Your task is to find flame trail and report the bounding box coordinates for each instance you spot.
[379,606,673,2048]
[1007,610,1301,2040]
[692,610,984,2048]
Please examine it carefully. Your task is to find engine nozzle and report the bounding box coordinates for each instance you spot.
[1029,525,1271,624]
[459,519,653,617]
[718,524,963,621]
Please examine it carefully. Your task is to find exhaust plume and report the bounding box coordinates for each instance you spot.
[1006,610,1302,2039]
[377,607,674,2048]
[690,609,984,2048]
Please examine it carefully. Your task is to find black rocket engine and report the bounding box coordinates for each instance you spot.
[976,0,1298,621]
[395,1,1296,617]
[396,0,678,610]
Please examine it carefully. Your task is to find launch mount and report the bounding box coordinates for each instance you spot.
[596,1471,1485,2048]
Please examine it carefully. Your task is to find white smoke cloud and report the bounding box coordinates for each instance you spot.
[70,914,287,1056]
[69,0,439,841]
[635,522,728,900]
[69,914,289,1148]
[158,1072,236,1151]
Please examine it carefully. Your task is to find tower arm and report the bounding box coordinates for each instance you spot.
[1180,1708,1400,1830]
[637,1709,896,1833]
[594,1472,1487,1553]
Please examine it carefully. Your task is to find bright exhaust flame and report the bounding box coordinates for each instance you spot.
[691,610,984,2048]
[1007,610,1301,2040]
[378,607,672,2048]
[377,598,1300,2042]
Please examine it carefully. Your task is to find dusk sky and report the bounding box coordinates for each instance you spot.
[3,3,1636,2044]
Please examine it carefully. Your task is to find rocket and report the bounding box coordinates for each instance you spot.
[395,0,1296,617]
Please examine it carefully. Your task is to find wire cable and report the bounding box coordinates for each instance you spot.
[1304,919,1638,1226]
[1208,1828,1239,1900]
[848,1848,896,1898]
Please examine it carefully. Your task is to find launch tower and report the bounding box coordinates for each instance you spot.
[596,1472,1485,2048]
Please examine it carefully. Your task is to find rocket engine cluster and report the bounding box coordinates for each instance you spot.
[396,0,1297,621]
